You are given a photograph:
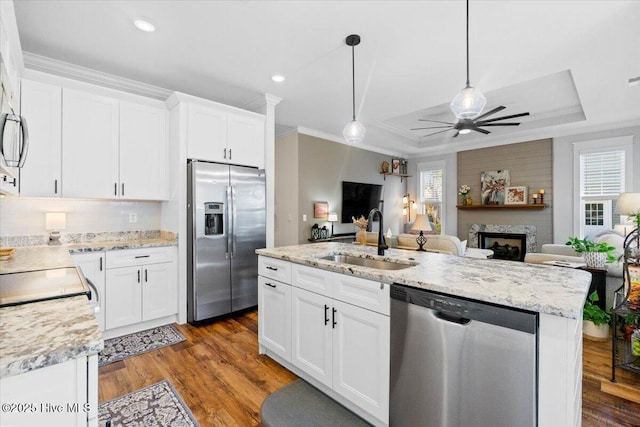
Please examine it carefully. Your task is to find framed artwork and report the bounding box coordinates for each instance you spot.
[313,201,329,219]
[392,158,401,174]
[505,186,528,205]
[480,170,511,205]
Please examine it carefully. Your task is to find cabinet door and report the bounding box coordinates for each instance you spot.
[186,102,227,162]
[119,101,167,200]
[227,112,265,168]
[292,287,333,387]
[72,252,106,331]
[332,299,390,423]
[62,88,119,198]
[258,276,292,361]
[19,79,62,197]
[105,266,142,329]
[141,261,177,321]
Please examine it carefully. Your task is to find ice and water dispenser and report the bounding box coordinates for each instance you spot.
[204,202,224,235]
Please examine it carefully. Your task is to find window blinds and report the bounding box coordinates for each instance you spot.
[580,150,625,197]
[420,169,443,203]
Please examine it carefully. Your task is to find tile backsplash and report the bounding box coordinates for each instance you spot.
[0,197,162,237]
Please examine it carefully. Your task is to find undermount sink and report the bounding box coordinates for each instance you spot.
[317,254,417,271]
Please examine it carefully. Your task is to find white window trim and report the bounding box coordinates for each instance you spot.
[417,160,446,234]
[572,136,634,237]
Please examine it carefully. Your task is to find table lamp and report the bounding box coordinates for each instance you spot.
[328,213,339,237]
[615,192,640,249]
[411,214,432,251]
[46,212,66,246]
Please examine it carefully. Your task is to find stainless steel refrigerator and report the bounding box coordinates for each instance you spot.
[187,160,266,323]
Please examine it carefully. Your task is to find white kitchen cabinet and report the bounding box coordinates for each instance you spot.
[258,276,292,362]
[292,286,334,387]
[62,88,119,199]
[72,251,106,331]
[183,97,265,168]
[119,101,167,200]
[0,355,98,427]
[105,247,177,330]
[19,79,62,197]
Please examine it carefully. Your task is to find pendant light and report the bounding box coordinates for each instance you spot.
[450,0,486,119]
[343,34,366,144]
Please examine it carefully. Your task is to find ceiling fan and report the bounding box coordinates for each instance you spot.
[411,106,530,138]
[412,0,529,138]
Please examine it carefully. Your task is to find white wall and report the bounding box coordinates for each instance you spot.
[553,125,640,242]
[0,197,161,236]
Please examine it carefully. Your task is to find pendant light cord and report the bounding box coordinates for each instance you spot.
[351,44,356,121]
[465,0,470,87]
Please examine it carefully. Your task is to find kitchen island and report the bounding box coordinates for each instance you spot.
[257,242,591,427]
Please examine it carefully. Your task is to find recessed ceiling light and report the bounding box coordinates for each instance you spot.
[271,74,285,83]
[134,19,155,33]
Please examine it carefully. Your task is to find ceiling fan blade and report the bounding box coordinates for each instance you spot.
[452,130,460,138]
[477,112,530,124]
[480,122,521,126]
[410,125,453,130]
[472,127,491,135]
[421,128,455,137]
[473,106,506,121]
[418,119,456,125]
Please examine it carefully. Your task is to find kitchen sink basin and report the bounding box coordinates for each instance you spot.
[317,254,417,270]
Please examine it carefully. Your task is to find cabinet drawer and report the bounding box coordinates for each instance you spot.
[259,256,291,283]
[106,247,174,269]
[333,274,390,316]
[292,264,333,297]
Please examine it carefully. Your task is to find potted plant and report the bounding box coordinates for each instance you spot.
[565,236,617,268]
[620,314,638,340]
[583,291,611,341]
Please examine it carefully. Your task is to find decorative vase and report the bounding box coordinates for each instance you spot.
[461,195,468,206]
[356,228,367,245]
[584,252,606,268]
[583,320,609,341]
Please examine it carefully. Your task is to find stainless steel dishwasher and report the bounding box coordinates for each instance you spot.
[390,284,538,427]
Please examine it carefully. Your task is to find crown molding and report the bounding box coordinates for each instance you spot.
[23,52,172,101]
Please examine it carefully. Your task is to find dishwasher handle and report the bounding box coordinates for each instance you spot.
[435,311,471,325]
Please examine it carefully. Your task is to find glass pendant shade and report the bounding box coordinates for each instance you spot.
[343,119,366,144]
[450,85,486,119]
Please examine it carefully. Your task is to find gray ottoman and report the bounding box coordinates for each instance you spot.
[260,379,372,427]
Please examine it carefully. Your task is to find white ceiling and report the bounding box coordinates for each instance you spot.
[12,0,640,157]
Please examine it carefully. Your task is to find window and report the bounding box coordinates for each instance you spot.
[417,161,445,233]
[574,137,633,237]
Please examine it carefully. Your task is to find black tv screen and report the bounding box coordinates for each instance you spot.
[341,181,384,224]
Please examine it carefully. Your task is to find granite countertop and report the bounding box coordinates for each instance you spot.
[0,237,177,275]
[0,236,176,378]
[256,242,592,319]
[0,296,103,378]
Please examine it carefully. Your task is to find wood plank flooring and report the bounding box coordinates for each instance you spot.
[99,310,640,426]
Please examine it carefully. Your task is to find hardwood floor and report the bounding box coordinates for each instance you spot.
[99,310,640,426]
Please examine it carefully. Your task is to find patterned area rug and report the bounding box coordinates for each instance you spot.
[99,324,185,367]
[99,379,199,427]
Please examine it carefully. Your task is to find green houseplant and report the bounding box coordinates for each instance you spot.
[565,236,616,268]
[583,291,611,341]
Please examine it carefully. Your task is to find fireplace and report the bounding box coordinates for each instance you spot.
[469,224,537,262]
[478,232,527,261]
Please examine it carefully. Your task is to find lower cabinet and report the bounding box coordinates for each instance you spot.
[258,256,390,425]
[0,354,98,427]
[105,247,177,330]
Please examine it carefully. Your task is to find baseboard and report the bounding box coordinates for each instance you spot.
[101,315,179,340]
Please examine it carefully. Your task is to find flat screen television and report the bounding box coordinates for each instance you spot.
[341,181,384,224]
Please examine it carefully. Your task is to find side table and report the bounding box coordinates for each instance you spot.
[579,266,608,310]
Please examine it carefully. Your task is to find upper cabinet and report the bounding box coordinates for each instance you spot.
[0,0,23,109]
[19,74,168,200]
[19,79,62,197]
[181,94,265,168]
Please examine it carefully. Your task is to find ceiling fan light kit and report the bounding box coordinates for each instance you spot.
[450,85,486,119]
[342,34,366,144]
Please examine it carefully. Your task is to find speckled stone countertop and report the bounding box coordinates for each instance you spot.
[0,238,177,275]
[0,296,103,378]
[256,242,592,319]
[0,236,176,378]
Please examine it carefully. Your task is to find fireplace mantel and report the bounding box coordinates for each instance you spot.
[457,204,548,210]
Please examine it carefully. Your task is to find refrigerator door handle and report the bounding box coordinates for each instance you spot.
[226,185,232,259]
[230,185,237,258]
